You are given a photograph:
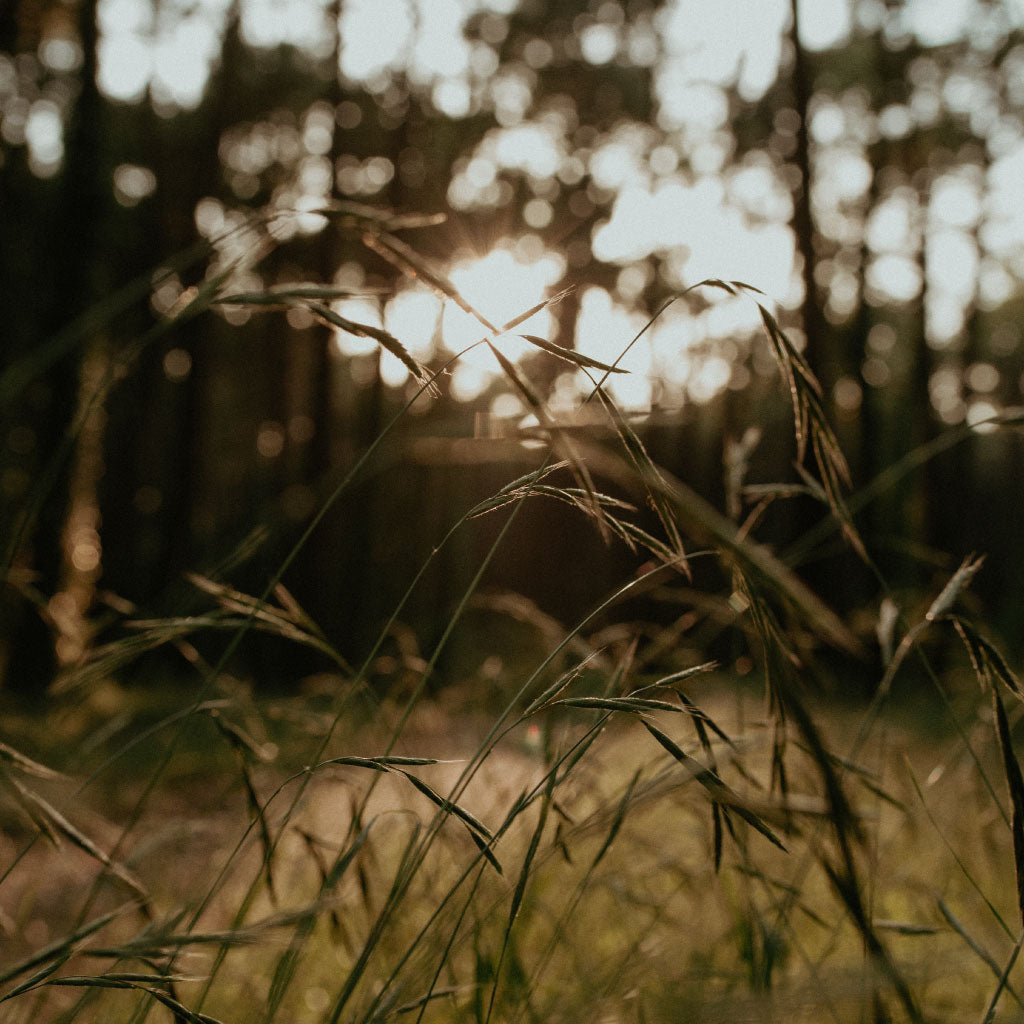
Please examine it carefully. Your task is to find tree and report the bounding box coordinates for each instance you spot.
[4,0,1024,689]
[1,0,113,693]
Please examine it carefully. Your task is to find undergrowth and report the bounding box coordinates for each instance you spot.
[2,204,1024,1023]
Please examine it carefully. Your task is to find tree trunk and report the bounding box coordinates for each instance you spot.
[788,0,829,394]
[2,0,106,696]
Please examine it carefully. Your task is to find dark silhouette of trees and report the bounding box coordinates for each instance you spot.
[3,0,1024,692]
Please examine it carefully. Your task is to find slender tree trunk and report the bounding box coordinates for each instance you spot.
[142,0,241,595]
[788,0,829,394]
[1,0,44,688]
[307,0,343,483]
[3,0,106,695]
[904,178,935,561]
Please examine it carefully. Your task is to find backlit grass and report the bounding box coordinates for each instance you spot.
[2,211,1023,1023]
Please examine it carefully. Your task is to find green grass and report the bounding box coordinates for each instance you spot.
[2,211,1024,1023]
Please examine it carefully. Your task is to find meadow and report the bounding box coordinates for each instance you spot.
[2,212,1024,1024]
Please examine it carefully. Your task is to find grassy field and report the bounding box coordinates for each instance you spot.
[3,224,1024,1023]
[2,648,1021,1023]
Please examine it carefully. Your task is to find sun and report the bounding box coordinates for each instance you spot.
[327,229,759,415]
[440,242,566,402]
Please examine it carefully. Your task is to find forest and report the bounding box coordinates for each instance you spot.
[2,0,1024,1021]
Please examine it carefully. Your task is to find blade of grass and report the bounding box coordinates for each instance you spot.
[992,686,1024,927]
[4,777,151,909]
[981,931,1024,1024]
[904,757,1014,939]
[516,333,628,375]
[936,896,1024,1006]
[307,302,438,396]
[360,230,496,333]
[484,781,553,1024]
[45,977,225,1024]
[640,720,787,852]
[0,905,132,989]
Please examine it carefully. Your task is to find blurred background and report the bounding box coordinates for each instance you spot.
[2,0,1023,695]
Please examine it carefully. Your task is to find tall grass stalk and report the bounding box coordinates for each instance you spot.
[3,209,1024,1023]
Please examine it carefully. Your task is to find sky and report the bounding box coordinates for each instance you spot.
[67,0,1024,413]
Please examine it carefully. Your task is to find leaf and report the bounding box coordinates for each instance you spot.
[396,771,493,839]
[522,652,604,716]
[926,554,986,621]
[61,972,202,984]
[0,741,63,779]
[488,339,608,539]
[517,334,628,374]
[936,896,1016,993]
[5,778,151,906]
[307,302,438,395]
[711,802,724,872]
[821,861,924,1023]
[872,920,939,936]
[361,230,497,332]
[0,953,73,1003]
[556,696,685,715]
[46,978,226,1024]
[641,720,786,851]
[316,199,447,231]
[507,788,551,928]
[953,617,1022,696]
[654,662,719,687]
[593,383,687,573]
[590,769,640,871]
[395,770,503,874]
[487,339,544,410]
[877,598,900,668]
[676,689,735,750]
[216,285,388,306]
[465,829,504,876]
[323,756,391,772]
[368,985,467,1021]
[992,686,1024,926]
[0,905,130,988]
[499,286,573,332]
[367,756,446,766]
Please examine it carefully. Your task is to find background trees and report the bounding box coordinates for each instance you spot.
[2,0,1023,691]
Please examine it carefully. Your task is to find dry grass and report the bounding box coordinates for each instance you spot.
[3,674,1021,1023]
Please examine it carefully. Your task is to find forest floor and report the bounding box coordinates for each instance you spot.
[0,669,1018,1023]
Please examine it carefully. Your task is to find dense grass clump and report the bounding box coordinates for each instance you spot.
[3,211,1024,1024]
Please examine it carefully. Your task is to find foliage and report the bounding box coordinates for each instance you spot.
[4,0,1024,687]
[2,219,1024,1022]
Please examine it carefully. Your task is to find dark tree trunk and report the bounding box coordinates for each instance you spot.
[2,0,107,696]
[788,0,829,396]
